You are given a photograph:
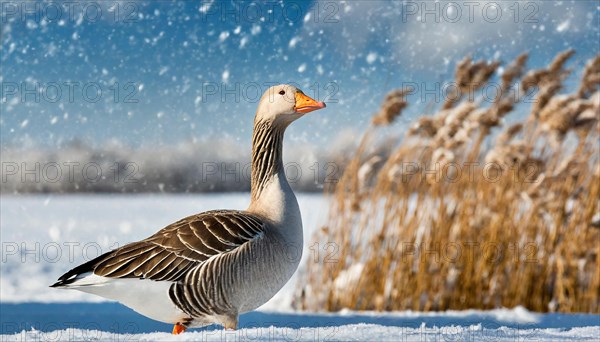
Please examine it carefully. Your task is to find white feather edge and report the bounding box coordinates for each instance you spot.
[59,272,188,324]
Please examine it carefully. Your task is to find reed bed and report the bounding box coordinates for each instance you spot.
[294,51,600,313]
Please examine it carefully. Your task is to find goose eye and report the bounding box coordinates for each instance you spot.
[279,90,285,95]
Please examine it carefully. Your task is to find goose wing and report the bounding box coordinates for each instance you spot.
[52,210,266,285]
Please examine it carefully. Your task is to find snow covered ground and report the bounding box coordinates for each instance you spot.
[1,303,598,341]
[1,194,599,341]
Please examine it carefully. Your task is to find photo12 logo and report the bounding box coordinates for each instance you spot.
[1,241,119,264]
[1,162,140,184]
[198,0,340,24]
[1,81,140,104]
[1,1,140,24]
[401,1,539,24]
[200,82,339,104]
[2,322,140,341]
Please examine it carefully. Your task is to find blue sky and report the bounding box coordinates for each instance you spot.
[1,0,599,148]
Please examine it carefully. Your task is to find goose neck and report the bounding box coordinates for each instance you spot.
[250,120,286,202]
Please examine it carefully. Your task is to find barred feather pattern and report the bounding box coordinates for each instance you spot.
[54,211,268,320]
[85,211,263,276]
[251,120,284,201]
[168,230,290,322]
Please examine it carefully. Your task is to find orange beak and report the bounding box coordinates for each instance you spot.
[295,92,326,113]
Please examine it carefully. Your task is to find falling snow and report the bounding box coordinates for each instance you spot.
[1,1,596,148]
[557,19,571,32]
[366,52,378,64]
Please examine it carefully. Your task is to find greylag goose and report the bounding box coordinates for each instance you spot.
[51,84,326,334]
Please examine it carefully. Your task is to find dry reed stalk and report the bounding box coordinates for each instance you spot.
[578,54,600,98]
[295,51,600,314]
[372,89,409,126]
[500,53,529,95]
[443,57,500,109]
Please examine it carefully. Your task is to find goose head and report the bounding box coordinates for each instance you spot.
[255,84,326,126]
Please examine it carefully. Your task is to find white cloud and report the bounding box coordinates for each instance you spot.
[300,1,593,66]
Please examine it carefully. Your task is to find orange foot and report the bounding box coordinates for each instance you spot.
[172,323,187,335]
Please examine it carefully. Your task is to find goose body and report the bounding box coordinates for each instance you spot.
[51,84,326,332]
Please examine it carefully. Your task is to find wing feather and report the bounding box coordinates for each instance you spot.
[52,210,266,285]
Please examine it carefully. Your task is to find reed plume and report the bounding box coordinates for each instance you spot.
[295,51,600,314]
